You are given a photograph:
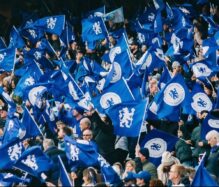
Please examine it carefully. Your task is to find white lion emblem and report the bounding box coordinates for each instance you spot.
[119,107,135,128]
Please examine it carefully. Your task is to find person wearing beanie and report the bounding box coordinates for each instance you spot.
[134,147,158,179]
[157,151,180,185]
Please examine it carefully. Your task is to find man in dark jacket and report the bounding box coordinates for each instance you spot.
[205,130,219,180]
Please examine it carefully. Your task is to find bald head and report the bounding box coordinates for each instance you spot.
[79,117,91,131]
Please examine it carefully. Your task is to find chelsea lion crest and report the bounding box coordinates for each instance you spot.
[164,83,185,106]
[145,138,167,158]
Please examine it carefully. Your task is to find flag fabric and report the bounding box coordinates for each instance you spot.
[105,7,124,23]
[158,66,171,89]
[33,15,65,36]
[21,107,43,139]
[106,100,148,137]
[21,27,44,45]
[92,78,135,113]
[140,129,179,166]
[0,138,24,169]
[189,83,213,114]
[97,154,122,185]
[149,74,191,122]
[200,113,219,140]
[15,146,53,178]
[190,60,213,78]
[82,17,107,43]
[0,47,16,72]
[60,21,76,46]
[0,172,31,184]
[58,156,73,187]
[64,136,99,170]
[13,62,43,98]
[8,26,25,49]
[153,0,165,11]
[191,154,219,187]
[154,11,162,33]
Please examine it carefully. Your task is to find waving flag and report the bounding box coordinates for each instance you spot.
[105,7,124,23]
[191,154,219,187]
[21,107,43,139]
[64,136,99,170]
[33,15,65,36]
[21,27,44,45]
[82,16,107,43]
[92,78,135,113]
[106,100,148,137]
[14,62,43,98]
[97,154,122,185]
[8,26,25,49]
[15,146,53,178]
[158,66,171,89]
[140,129,178,166]
[0,47,16,72]
[2,115,26,145]
[153,0,165,11]
[0,139,24,169]
[202,36,219,58]
[149,74,191,122]
[189,83,213,114]
[191,60,218,78]
[154,11,162,33]
[60,21,75,46]
[58,156,72,187]
[201,113,219,140]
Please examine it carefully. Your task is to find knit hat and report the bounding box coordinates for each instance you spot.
[161,151,180,166]
[139,148,149,159]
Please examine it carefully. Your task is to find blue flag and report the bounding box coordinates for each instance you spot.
[154,11,162,33]
[140,129,179,166]
[14,62,43,98]
[21,107,43,138]
[8,26,25,49]
[82,17,107,43]
[15,146,53,178]
[58,156,73,187]
[92,78,135,113]
[105,7,124,23]
[64,136,99,169]
[0,47,16,72]
[201,114,219,140]
[158,66,171,89]
[149,74,191,122]
[188,83,213,115]
[107,100,148,137]
[97,154,122,185]
[33,15,65,36]
[60,21,76,46]
[0,139,24,169]
[191,155,219,187]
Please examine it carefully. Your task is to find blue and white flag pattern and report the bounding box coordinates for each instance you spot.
[140,129,178,166]
[201,114,219,140]
[106,100,148,137]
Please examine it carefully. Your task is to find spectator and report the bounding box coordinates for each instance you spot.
[205,130,219,180]
[167,164,190,187]
[123,171,136,187]
[135,147,158,179]
[157,151,180,185]
[134,171,151,187]
[149,179,164,187]
[122,160,136,179]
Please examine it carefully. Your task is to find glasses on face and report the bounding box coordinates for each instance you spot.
[83,134,92,137]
